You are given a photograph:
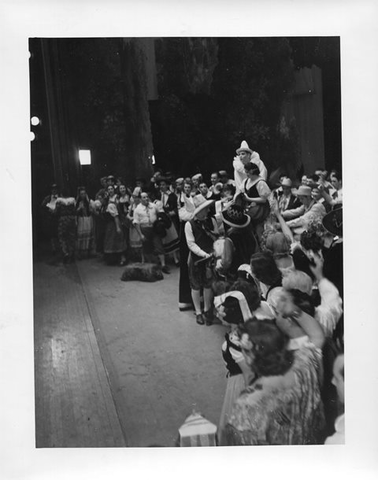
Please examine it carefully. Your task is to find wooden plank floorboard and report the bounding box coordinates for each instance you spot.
[34,260,126,447]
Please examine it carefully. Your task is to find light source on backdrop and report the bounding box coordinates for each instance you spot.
[79,150,91,166]
[30,132,35,141]
[31,116,40,126]
[151,154,156,165]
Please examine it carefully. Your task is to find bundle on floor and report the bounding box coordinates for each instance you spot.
[121,262,163,282]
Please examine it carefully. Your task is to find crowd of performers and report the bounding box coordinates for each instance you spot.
[40,140,344,445]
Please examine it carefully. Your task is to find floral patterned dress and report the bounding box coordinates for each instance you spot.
[55,197,77,261]
[225,345,325,445]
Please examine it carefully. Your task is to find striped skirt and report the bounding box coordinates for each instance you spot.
[76,216,94,255]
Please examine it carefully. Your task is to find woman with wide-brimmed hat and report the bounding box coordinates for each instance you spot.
[215,204,257,281]
[184,194,219,325]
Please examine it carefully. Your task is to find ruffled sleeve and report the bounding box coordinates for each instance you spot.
[106,202,119,218]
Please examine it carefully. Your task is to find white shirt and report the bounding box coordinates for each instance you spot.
[285,201,326,236]
[184,219,218,258]
[233,151,268,192]
[133,202,158,226]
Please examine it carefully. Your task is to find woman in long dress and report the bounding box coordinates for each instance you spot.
[241,162,271,247]
[213,291,255,445]
[127,187,144,262]
[156,177,180,269]
[75,186,94,259]
[117,184,131,265]
[55,192,77,263]
[103,184,127,265]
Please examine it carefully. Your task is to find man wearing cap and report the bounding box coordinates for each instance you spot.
[281,185,326,238]
[185,195,219,325]
[233,140,268,193]
[277,177,301,213]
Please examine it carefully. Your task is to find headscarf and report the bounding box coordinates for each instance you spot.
[214,290,252,322]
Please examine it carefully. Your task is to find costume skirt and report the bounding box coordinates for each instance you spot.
[76,216,94,255]
[104,220,127,254]
[129,224,143,250]
[218,373,245,446]
[58,215,76,256]
[162,223,179,254]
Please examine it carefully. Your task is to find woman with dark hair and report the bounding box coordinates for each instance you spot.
[213,291,255,445]
[250,251,283,310]
[224,319,301,445]
[226,317,325,445]
[230,277,275,320]
[75,186,94,259]
[241,162,271,245]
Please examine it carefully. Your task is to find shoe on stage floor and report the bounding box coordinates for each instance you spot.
[162,265,171,274]
[196,314,204,325]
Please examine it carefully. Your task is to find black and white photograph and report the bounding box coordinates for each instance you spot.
[30,35,344,448]
[1,1,378,479]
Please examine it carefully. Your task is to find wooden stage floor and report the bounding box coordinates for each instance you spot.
[34,257,126,448]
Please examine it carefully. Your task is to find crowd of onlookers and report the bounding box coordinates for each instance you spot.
[40,140,344,445]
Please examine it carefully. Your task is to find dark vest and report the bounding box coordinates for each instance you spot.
[244,178,265,198]
[189,219,215,262]
[222,333,242,377]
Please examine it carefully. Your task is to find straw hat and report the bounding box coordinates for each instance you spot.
[236,140,253,155]
[280,178,293,188]
[221,204,251,228]
[192,194,214,217]
[292,185,312,196]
